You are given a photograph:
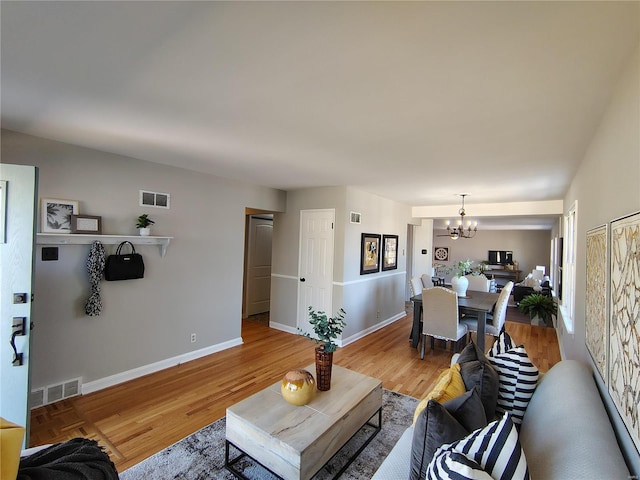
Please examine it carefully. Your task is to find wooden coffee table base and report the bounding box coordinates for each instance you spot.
[225,408,382,480]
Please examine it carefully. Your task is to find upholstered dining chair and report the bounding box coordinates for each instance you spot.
[409,277,423,296]
[421,287,468,359]
[461,281,514,343]
[464,274,491,292]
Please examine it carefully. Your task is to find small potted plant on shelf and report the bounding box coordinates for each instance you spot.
[518,293,557,327]
[300,307,346,391]
[135,214,155,236]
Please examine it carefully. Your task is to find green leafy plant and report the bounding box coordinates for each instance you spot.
[135,214,155,228]
[300,307,347,353]
[445,259,473,278]
[518,293,557,326]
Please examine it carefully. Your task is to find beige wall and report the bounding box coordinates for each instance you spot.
[432,228,553,283]
[2,129,286,392]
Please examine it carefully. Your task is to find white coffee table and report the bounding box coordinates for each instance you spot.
[225,364,383,480]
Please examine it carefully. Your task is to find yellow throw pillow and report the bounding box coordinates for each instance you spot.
[1,417,25,480]
[413,363,466,423]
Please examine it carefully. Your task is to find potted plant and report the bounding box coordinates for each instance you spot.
[518,293,557,326]
[135,214,155,236]
[300,307,346,391]
[445,259,473,297]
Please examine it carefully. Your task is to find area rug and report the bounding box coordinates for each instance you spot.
[119,389,418,479]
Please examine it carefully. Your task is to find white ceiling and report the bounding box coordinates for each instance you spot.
[2,1,639,228]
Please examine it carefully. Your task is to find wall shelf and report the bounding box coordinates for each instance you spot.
[36,234,173,257]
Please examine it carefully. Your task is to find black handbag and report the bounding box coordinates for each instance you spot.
[104,241,145,281]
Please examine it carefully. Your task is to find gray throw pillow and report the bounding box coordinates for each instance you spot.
[410,388,487,480]
[459,360,499,420]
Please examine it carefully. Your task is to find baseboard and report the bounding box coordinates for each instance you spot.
[342,312,406,346]
[271,313,406,348]
[82,337,243,395]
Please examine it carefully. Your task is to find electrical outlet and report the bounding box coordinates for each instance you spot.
[190,333,197,343]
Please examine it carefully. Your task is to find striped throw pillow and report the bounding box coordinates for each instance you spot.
[488,346,539,425]
[488,330,514,357]
[428,414,529,480]
[427,450,493,480]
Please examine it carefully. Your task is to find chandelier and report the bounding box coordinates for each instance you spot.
[446,194,477,240]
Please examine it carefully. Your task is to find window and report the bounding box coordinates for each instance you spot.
[561,201,577,332]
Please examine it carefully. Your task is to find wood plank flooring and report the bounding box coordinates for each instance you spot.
[29,311,561,473]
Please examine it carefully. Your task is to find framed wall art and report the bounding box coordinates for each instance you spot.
[434,246,449,262]
[360,233,381,275]
[382,234,398,271]
[71,215,102,234]
[608,211,640,452]
[585,224,608,383]
[0,180,6,243]
[41,198,79,233]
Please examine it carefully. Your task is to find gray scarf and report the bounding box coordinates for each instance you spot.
[85,241,105,316]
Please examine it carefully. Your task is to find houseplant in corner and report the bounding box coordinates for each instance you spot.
[135,214,155,236]
[300,307,346,391]
[518,293,557,327]
[446,259,473,297]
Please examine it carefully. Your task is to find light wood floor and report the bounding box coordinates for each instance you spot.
[29,312,561,473]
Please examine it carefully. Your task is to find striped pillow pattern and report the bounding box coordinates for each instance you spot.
[427,414,529,480]
[487,347,539,424]
[427,450,493,480]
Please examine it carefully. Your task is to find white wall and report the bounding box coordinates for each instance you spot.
[270,186,412,342]
[2,129,286,393]
[559,44,640,474]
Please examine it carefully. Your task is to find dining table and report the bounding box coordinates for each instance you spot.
[410,289,500,353]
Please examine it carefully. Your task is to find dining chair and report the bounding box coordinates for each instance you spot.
[409,276,423,296]
[461,281,514,343]
[464,274,491,292]
[421,287,468,359]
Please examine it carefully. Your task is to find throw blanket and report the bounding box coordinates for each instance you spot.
[18,438,119,480]
[85,241,105,316]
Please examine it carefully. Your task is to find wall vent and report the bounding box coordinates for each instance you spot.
[350,212,362,224]
[140,190,170,209]
[46,384,63,404]
[33,377,82,409]
[30,388,45,409]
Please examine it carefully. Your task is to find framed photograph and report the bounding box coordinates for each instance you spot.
[0,181,6,243]
[71,215,102,234]
[382,234,398,271]
[41,198,79,233]
[360,233,381,275]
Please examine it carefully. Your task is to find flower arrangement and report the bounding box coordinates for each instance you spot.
[445,259,473,278]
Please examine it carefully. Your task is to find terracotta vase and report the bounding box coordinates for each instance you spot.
[315,346,333,391]
[281,369,316,406]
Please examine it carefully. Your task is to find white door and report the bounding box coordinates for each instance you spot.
[245,216,273,316]
[0,164,37,447]
[297,209,335,335]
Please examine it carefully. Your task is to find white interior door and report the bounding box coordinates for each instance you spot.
[0,164,37,447]
[297,209,335,335]
[245,216,273,316]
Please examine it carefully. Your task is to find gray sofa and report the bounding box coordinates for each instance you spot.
[373,360,630,479]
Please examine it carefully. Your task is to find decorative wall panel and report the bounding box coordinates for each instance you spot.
[609,212,640,452]
[586,225,608,383]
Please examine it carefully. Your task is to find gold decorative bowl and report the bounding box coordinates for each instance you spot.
[281,369,316,406]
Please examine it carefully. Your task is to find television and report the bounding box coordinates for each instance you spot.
[488,250,513,265]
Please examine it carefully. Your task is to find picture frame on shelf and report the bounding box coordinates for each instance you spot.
[41,198,79,234]
[71,215,102,234]
[382,234,398,271]
[360,233,381,275]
